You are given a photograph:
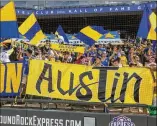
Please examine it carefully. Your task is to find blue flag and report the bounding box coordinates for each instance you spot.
[19,13,46,45]
[0,2,19,41]
[75,26,108,46]
[137,6,157,40]
[55,25,69,43]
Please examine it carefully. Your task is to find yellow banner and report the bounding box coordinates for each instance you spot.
[0,63,23,96]
[26,60,154,105]
[51,43,85,53]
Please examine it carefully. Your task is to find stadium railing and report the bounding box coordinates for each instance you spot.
[0,97,152,114]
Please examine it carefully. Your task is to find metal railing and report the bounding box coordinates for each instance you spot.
[0,97,149,114]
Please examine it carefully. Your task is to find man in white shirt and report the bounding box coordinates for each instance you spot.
[0,51,10,63]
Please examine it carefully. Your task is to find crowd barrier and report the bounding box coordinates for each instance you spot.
[0,60,156,105]
[0,108,156,126]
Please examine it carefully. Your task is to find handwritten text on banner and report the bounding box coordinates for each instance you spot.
[26,60,154,105]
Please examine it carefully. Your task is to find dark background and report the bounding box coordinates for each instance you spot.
[17,8,156,39]
[0,108,156,126]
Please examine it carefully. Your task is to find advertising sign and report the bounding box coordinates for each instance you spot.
[15,2,156,16]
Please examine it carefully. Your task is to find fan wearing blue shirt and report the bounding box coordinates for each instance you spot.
[88,46,97,64]
[97,44,106,56]
[97,47,106,56]
[17,48,34,96]
[17,48,34,84]
[101,51,115,66]
[101,51,110,66]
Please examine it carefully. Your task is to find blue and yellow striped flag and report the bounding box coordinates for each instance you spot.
[137,6,157,40]
[18,13,46,45]
[75,26,107,46]
[0,1,19,41]
[55,25,69,43]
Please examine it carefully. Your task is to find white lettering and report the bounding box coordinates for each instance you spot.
[37,118,41,126]
[50,11,53,14]
[17,10,20,14]
[29,117,33,125]
[80,9,82,13]
[85,9,87,12]
[55,119,58,126]
[41,11,43,14]
[46,118,49,126]
[100,8,103,11]
[118,121,121,125]
[16,115,21,125]
[36,11,39,14]
[115,8,118,11]
[124,122,128,125]
[66,120,69,126]
[22,11,25,14]
[138,6,141,10]
[121,7,125,10]
[74,10,77,13]
[65,120,81,126]
[21,117,25,125]
[94,9,97,12]
[0,115,81,126]
[25,117,28,125]
[110,122,113,126]
[33,116,36,126]
[0,116,2,124]
[51,119,54,125]
[75,121,81,126]
[71,120,74,126]
[45,11,49,14]
[59,119,63,126]
[69,10,72,13]
[110,8,112,11]
[12,116,15,125]
[8,116,12,124]
[127,7,130,10]
[3,116,7,124]
[42,118,45,126]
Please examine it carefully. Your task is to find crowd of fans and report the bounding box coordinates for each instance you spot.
[0,39,156,68]
[0,39,156,112]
